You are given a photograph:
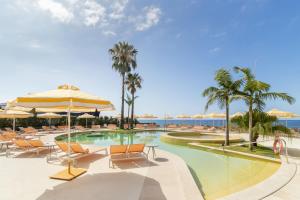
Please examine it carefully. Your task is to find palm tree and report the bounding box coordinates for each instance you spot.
[231,111,292,145]
[234,67,295,150]
[125,94,133,128]
[202,69,242,145]
[125,73,142,129]
[109,41,138,129]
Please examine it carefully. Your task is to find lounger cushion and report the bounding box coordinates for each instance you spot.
[127,144,145,153]
[110,145,127,154]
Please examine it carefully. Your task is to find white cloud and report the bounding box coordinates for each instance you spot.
[83,0,106,27]
[209,47,221,53]
[135,6,162,31]
[109,0,128,20]
[102,30,116,36]
[13,1,162,32]
[36,0,74,23]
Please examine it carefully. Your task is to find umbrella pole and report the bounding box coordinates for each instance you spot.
[68,106,71,174]
[86,118,87,128]
[13,118,16,132]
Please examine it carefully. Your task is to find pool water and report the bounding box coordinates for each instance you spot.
[65,131,280,200]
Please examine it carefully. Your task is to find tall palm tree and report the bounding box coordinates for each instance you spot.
[125,93,133,127]
[125,73,143,129]
[234,67,295,150]
[202,69,242,145]
[109,41,138,129]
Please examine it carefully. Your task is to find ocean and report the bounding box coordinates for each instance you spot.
[139,119,300,129]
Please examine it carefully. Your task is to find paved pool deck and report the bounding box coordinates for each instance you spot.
[0,134,203,200]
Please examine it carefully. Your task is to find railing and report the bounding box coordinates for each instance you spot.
[280,138,289,163]
[220,139,289,163]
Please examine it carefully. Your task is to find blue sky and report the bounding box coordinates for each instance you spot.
[0,0,300,117]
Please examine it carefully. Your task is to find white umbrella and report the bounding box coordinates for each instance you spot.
[37,112,62,127]
[204,113,226,127]
[0,110,33,131]
[77,113,95,128]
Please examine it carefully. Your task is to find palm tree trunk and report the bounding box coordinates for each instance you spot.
[131,92,135,129]
[225,98,230,146]
[127,104,130,130]
[120,73,125,129]
[249,102,253,150]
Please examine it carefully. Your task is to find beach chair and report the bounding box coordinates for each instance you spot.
[109,145,128,168]
[109,144,148,168]
[6,139,43,157]
[4,127,13,132]
[2,131,18,140]
[107,124,117,130]
[135,124,145,129]
[91,125,101,131]
[74,125,86,131]
[70,143,107,165]
[42,126,51,131]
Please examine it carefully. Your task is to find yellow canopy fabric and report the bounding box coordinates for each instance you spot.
[164,115,174,120]
[0,110,33,131]
[14,84,114,110]
[136,114,158,119]
[267,108,297,118]
[37,113,62,119]
[204,113,226,119]
[77,113,95,119]
[192,114,204,119]
[13,84,115,175]
[230,112,244,118]
[176,114,191,119]
[0,110,33,119]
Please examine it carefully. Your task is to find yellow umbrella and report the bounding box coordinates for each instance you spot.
[14,84,114,180]
[0,110,33,131]
[230,112,244,118]
[267,108,298,127]
[136,114,158,119]
[267,108,297,118]
[204,113,226,127]
[164,115,173,120]
[176,114,191,119]
[37,112,62,127]
[192,114,204,119]
[77,113,95,128]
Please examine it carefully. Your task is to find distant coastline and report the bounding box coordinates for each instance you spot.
[140,119,300,128]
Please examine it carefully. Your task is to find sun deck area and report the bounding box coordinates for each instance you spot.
[0,134,203,200]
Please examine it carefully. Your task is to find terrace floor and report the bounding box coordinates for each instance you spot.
[0,134,202,200]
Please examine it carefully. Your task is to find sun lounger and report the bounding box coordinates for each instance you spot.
[23,127,38,135]
[2,131,19,140]
[107,124,117,130]
[70,143,107,165]
[4,127,13,132]
[74,125,86,131]
[109,144,148,168]
[91,125,101,130]
[6,139,47,157]
[135,124,145,129]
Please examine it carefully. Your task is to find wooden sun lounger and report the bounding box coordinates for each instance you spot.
[70,143,107,165]
[55,142,107,165]
[6,139,48,157]
[109,144,148,168]
[107,124,117,130]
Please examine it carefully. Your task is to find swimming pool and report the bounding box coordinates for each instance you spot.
[59,131,280,200]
